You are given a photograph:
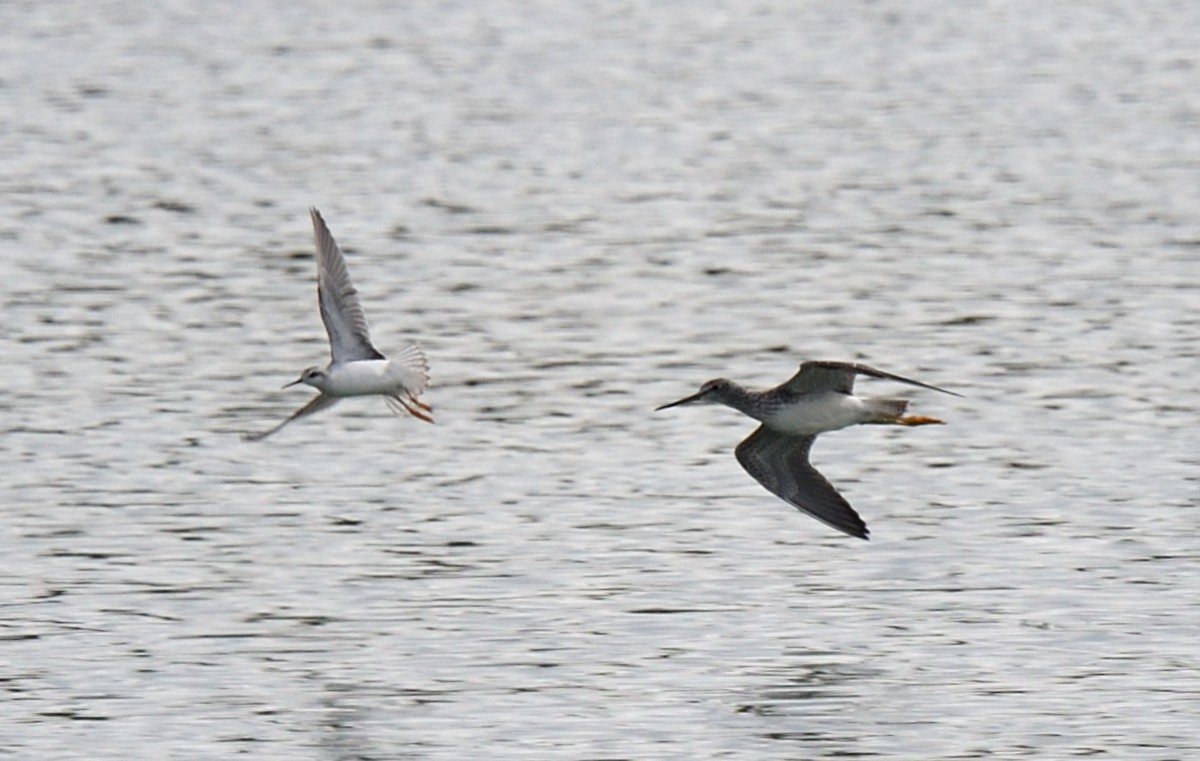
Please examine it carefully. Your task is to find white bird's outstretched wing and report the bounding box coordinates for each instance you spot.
[311,208,385,364]
[243,394,340,441]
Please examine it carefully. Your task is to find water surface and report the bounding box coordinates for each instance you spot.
[2,1,1198,758]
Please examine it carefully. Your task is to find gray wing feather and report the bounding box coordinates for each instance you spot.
[734,425,869,539]
[783,360,961,397]
[311,208,384,363]
[782,361,862,394]
[243,394,340,441]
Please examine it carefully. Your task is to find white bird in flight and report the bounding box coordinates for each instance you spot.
[245,208,432,441]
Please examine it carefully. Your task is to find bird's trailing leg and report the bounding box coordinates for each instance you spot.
[386,394,434,423]
[864,399,944,427]
[407,394,433,414]
[896,414,944,426]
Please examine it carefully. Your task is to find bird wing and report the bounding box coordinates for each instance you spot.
[783,360,961,397]
[311,208,385,364]
[734,425,869,539]
[781,361,862,394]
[243,394,340,441]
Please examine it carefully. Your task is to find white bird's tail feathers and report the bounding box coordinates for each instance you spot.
[385,344,434,423]
[389,344,430,396]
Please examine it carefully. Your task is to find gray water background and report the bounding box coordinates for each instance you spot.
[2,1,1198,758]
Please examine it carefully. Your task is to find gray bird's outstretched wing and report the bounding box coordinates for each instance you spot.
[734,425,869,539]
[782,361,960,397]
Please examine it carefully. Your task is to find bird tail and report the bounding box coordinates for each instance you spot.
[864,398,945,426]
[384,344,433,423]
[387,344,430,396]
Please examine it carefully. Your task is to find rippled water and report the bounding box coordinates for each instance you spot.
[3,1,1198,758]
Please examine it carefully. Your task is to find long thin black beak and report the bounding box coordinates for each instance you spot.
[283,378,303,389]
[655,390,707,411]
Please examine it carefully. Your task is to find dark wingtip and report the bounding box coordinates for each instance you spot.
[840,510,870,540]
[848,524,870,540]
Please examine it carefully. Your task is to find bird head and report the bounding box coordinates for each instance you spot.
[655,378,733,410]
[285,367,328,391]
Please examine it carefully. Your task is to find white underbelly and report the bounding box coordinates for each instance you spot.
[762,393,868,436]
[326,360,394,396]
